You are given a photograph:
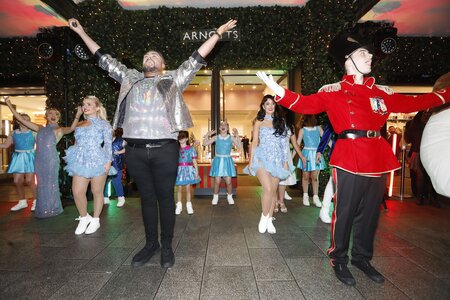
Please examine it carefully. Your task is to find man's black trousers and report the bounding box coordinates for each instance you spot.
[125,142,179,247]
[327,168,386,265]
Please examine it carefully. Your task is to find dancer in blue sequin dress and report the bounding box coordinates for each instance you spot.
[296,115,325,207]
[246,95,293,234]
[64,96,113,235]
[0,114,37,212]
[5,97,82,218]
[203,121,241,205]
[103,127,127,207]
[175,131,200,215]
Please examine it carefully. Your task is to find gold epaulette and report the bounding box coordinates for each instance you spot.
[318,82,341,93]
[375,84,394,95]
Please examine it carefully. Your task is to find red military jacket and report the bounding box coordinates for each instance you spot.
[276,75,449,175]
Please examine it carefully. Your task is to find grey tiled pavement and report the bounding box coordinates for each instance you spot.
[0,185,450,299]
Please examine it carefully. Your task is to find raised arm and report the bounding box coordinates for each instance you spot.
[202,130,217,147]
[60,106,83,135]
[68,19,100,55]
[4,97,40,132]
[173,20,237,90]
[68,19,130,84]
[197,20,237,58]
[256,72,285,98]
[231,128,241,148]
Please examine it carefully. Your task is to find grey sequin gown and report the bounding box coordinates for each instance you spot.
[34,124,63,218]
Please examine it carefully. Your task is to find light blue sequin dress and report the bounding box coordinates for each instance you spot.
[175,145,200,185]
[34,124,62,218]
[209,135,236,177]
[7,130,35,174]
[246,126,292,180]
[297,126,325,171]
[64,117,113,178]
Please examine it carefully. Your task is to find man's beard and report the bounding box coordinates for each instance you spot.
[143,65,158,73]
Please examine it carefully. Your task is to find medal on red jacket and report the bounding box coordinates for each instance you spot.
[369,97,388,115]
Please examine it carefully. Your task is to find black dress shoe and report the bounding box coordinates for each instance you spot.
[351,260,385,283]
[131,243,160,267]
[160,247,175,268]
[333,263,356,286]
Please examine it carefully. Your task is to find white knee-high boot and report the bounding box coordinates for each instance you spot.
[320,177,333,223]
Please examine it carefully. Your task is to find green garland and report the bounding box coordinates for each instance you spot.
[1,0,448,120]
[1,0,449,195]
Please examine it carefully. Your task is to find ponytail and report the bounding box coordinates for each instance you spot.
[98,105,107,121]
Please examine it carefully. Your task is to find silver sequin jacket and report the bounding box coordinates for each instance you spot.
[96,50,206,132]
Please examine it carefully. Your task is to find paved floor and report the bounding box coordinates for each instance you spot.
[0,178,449,299]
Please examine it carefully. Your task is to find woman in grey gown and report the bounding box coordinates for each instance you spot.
[5,97,82,218]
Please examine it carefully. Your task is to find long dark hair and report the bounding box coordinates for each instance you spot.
[256,95,286,137]
[280,106,295,134]
[177,130,190,146]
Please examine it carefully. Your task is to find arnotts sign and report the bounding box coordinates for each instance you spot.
[181,29,240,42]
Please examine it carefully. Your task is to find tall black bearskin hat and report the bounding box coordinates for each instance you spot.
[328,32,370,67]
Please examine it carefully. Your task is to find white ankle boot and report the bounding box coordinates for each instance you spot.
[117,196,125,207]
[75,214,92,235]
[227,194,235,205]
[11,199,28,211]
[103,197,110,205]
[284,191,292,200]
[267,217,276,234]
[313,195,322,207]
[85,217,100,234]
[258,213,269,233]
[303,193,310,206]
[31,199,36,211]
[319,206,332,223]
[175,202,182,215]
[212,194,219,205]
[186,201,194,214]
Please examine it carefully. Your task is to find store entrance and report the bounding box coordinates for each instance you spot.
[1,87,47,172]
[184,69,288,164]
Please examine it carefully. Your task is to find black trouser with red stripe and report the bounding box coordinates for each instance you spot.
[327,168,386,265]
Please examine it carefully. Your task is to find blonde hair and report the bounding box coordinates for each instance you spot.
[84,95,107,120]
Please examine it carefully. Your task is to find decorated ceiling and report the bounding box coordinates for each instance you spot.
[0,0,448,38]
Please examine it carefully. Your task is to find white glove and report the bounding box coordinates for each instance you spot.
[256,71,285,98]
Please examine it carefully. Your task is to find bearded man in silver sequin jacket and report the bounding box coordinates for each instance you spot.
[69,18,237,269]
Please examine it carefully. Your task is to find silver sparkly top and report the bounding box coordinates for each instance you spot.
[123,77,176,139]
[97,51,206,138]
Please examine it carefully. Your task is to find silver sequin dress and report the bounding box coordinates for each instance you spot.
[34,124,63,218]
